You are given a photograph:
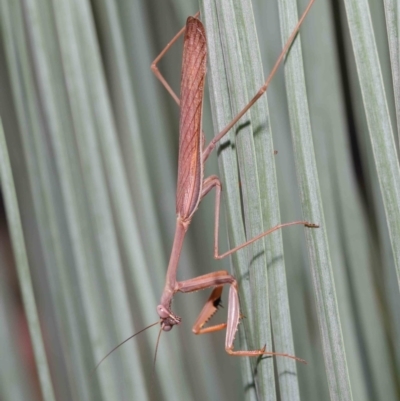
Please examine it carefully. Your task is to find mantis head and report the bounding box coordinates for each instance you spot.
[157,305,182,331]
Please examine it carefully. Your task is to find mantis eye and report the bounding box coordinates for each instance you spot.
[157,305,170,319]
[162,324,173,332]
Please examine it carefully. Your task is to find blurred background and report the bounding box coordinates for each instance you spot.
[0,0,399,400]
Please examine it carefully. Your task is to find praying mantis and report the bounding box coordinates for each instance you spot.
[95,0,317,371]
[149,0,317,359]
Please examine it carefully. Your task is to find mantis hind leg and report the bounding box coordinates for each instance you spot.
[150,12,200,106]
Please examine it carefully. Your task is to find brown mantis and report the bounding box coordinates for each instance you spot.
[149,0,317,359]
[95,0,317,371]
